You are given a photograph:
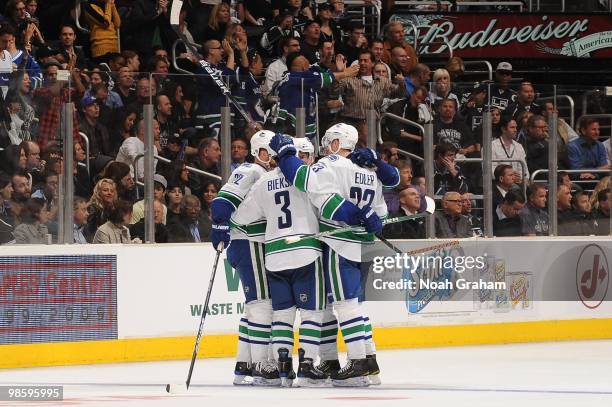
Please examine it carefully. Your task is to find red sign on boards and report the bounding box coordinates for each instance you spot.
[389,13,612,59]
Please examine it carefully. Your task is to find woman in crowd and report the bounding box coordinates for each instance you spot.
[14,197,49,244]
[428,68,460,112]
[202,3,233,42]
[74,141,92,199]
[109,106,138,149]
[165,182,185,225]
[200,180,219,220]
[84,178,117,242]
[93,199,133,243]
[103,161,136,203]
[316,3,341,44]
[0,143,27,174]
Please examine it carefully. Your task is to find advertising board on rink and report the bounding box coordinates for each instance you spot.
[0,255,117,344]
[389,13,612,58]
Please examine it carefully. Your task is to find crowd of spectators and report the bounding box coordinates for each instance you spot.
[0,0,609,245]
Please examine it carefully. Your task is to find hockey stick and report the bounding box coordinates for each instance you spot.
[169,0,256,128]
[284,196,435,244]
[166,241,224,394]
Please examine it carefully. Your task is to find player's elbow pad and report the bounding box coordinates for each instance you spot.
[211,198,234,224]
[377,162,400,188]
[331,200,362,226]
[278,155,303,186]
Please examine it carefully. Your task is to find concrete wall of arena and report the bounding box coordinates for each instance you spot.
[1,239,612,368]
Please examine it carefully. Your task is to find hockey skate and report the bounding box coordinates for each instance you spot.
[330,358,370,387]
[233,361,253,385]
[277,348,296,387]
[316,359,341,378]
[366,354,381,385]
[252,361,281,386]
[295,349,328,387]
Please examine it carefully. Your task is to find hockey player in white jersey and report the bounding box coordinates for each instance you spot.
[231,138,328,387]
[210,130,279,386]
[269,124,399,387]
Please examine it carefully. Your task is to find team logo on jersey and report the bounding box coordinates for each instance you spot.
[299,293,308,303]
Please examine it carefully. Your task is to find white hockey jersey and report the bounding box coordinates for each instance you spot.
[292,154,388,262]
[231,168,321,271]
[215,163,267,242]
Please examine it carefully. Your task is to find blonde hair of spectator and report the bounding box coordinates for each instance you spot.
[88,178,118,210]
[445,57,465,79]
[590,176,610,208]
[208,3,232,32]
[433,68,450,83]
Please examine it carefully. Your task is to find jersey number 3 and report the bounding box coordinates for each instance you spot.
[274,191,292,229]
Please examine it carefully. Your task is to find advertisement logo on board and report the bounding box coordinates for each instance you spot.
[576,244,609,309]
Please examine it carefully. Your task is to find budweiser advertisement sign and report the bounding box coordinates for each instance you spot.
[389,13,612,58]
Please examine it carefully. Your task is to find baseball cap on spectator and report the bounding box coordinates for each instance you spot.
[303,20,320,30]
[43,58,62,69]
[92,155,114,175]
[37,45,61,60]
[471,81,489,94]
[496,62,512,72]
[154,174,167,190]
[81,95,98,109]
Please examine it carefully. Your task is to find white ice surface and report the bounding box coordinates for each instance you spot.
[1,340,611,407]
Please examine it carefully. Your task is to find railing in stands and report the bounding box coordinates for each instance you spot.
[133,154,222,196]
[530,168,611,185]
[343,0,382,40]
[171,39,194,75]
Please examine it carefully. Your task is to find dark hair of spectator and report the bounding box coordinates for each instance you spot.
[598,188,610,203]
[58,24,76,35]
[358,50,375,63]
[527,114,545,129]
[0,23,16,37]
[396,159,412,170]
[197,137,219,154]
[102,162,131,186]
[108,199,133,224]
[434,143,458,159]
[163,159,188,187]
[350,22,366,32]
[280,36,299,51]
[22,198,46,224]
[503,190,525,205]
[0,144,26,174]
[557,171,570,185]
[371,38,384,46]
[380,141,397,158]
[571,190,589,210]
[285,52,303,71]
[579,116,599,131]
[74,196,88,209]
[494,164,513,183]
[498,116,515,131]
[0,172,11,190]
[526,182,546,198]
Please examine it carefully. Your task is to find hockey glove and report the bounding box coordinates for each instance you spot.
[359,206,383,234]
[270,133,296,159]
[349,148,379,169]
[211,222,230,251]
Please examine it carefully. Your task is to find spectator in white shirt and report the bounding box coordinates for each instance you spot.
[115,119,161,181]
[492,117,529,182]
[264,36,300,94]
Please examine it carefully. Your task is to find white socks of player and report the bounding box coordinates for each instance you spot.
[236,316,251,363]
[319,305,339,361]
[271,306,296,357]
[363,315,376,356]
[333,298,366,360]
[245,300,273,363]
[299,309,324,360]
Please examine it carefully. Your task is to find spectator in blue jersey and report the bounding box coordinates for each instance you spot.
[567,117,610,180]
[195,38,237,138]
[4,26,42,89]
[276,51,358,140]
[234,48,265,137]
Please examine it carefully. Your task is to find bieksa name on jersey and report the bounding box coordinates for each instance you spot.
[267,177,291,191]
[355,172,375,186]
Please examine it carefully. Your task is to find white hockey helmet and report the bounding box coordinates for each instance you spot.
[293,137,315,155]
[250,130,277,159]
[321,123,358,154]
